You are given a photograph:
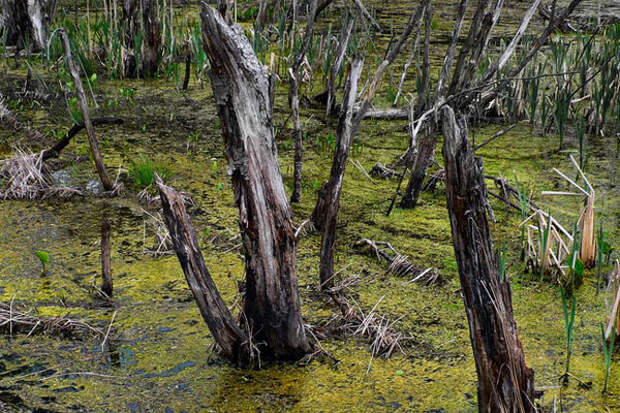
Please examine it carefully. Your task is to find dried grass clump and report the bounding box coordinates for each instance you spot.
[542,155,596,268]
[142,210,173,256]
[0,149,81,200]
[0,301,103,339]
[521,209,573,278]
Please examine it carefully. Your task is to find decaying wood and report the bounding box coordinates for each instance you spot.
[354,238,439,284]
[41,117,124,161]
[370,163,401,179]
[538,2,577,33]
[60,29,114,192]
[140,0,161,77]
[312,56,364,289]
[0,0,57,51]
[290,0,318,203]
[101,217,113,298]
[351,0,381,31]
[156,177,250,364]
[201,4,311,360]
[441,105,535,413]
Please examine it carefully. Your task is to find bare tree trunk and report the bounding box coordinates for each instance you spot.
[290,0,318,203]
[201,5,310,360]
[415,3,432,113]
[216,0,233,24]
[140,0,161,77]
[122,0,139,48]
[101,217,113,297]
[441,105,535,413]
[156,178,250,364]
[0,0,57,51]
[325,17,354,118]
[256,0,267,30]
[401,0,468,209]
[312,56,364,290]
[312,1,427,289]
[60,29,114,192]
[400,130,435,208]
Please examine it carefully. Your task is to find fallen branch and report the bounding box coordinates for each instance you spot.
[42,117,124,161]
[354,238,440,284]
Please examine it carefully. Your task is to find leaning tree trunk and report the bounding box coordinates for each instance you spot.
[441,105,535,413]
[156,178,251,364]
[0,0,57,51]
[201,4,310,361]
[311,0,428,290]
[312,56,364,290]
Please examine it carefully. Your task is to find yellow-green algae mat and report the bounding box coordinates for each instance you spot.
[0,118,618,412]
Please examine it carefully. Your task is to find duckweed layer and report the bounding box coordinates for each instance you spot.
[1,1,619,412]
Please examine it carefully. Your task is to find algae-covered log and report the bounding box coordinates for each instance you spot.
[441,105,536,413]
[200,4,311,361]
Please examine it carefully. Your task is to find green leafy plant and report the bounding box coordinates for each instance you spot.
[34,250,50,274]
[129,157,172,189]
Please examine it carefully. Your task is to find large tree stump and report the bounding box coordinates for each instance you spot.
[201,4,310,361]
[441,105,535,413]
[0,0,57,51]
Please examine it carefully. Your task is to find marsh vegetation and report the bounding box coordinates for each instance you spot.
[0,0,618,412]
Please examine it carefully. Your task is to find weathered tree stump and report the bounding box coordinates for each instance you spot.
[441,105,536,413]
[201,4,311,361]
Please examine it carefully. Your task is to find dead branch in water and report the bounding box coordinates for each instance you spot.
[0,302,104,339]
[354,238,439,284]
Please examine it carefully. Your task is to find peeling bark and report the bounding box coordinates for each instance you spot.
[0,0,57,51]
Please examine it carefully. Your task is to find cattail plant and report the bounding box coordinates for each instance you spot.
[542,155,596,268]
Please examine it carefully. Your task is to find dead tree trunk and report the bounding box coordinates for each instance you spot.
[312,0,427,289]
[400,130,435,208]
[60,29,114,192]
[312,56,364,290]
[290,0,318,203]
[140,0,161,77]
[156,178,250,364]
[325,17,354,118]
[122,0,139,48]
[441,105,535,413]
[201,4,310,360]
[0,0,57,51]
[100,217,113,297]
